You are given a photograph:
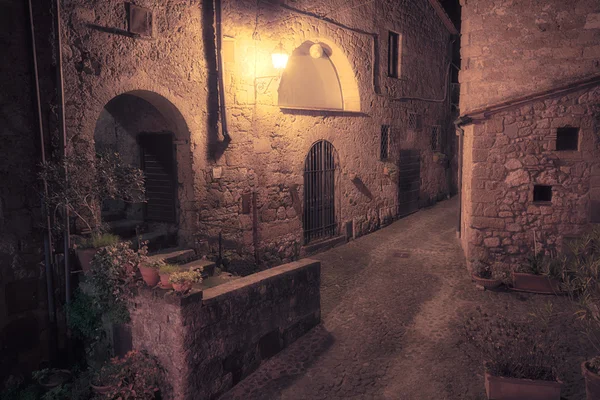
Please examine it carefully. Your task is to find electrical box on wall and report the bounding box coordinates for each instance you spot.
[128,4,153,37]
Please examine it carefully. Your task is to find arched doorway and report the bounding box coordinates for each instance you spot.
[94,92,187,242]
[303,140,338,244]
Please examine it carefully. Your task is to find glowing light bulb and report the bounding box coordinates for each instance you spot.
[271,43,289,69]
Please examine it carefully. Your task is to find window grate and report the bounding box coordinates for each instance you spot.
[431,125,441,151]
[408,113,417,130]
[380,125,390,160]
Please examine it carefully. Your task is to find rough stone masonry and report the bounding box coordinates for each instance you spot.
[458,0,600,272]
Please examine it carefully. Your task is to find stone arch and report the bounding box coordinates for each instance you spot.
[278,39,361,112]
[92,89,194,242]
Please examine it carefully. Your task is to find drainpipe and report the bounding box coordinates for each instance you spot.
[454,116,471,238]
[54,0,71,306]
[214,0,230,141]
[28,0,56,325]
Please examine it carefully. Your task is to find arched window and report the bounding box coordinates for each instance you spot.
[278,40,360,112]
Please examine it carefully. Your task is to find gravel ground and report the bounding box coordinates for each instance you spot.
[220,197,590,400]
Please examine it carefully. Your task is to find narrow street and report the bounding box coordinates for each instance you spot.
[220,197,585,400]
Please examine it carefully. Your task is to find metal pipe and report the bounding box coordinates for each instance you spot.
[28,0,56,324]
[214,0,230,140]
[54,0,71,305]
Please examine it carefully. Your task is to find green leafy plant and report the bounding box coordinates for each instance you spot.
[158,263,180,274]
[463,305,567,382]
[92,350,168,399]
[67,290,102,341]
[518,251,565,281]
[169,270,202,285]
[39,151,145,236]
[76,233,120,250]
[86,241,147,324]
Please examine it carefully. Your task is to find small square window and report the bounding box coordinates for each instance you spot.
[533,185,552,202]
[380,125,390,160]
[388,32,400,78]
[556,127,579,151]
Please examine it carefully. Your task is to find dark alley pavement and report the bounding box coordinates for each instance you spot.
[220,197,585,400]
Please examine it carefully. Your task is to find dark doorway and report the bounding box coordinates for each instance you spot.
[303,140,337,244]
[138,133,177,223]
[398,149,421,218]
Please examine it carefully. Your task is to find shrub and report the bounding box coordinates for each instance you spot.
[86,241,146,324]
[93,351,168,399]
[463,305,567,381]
[169,270,202,285]
[518,251,566,281]
[76,233,120,249]
[158,263,180,274]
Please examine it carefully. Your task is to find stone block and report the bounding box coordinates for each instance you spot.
[484,237,501,247]
[471,189,499,203]
[472,217,505,229]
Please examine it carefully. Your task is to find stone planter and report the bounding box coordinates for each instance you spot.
[159,273,172,289]
[76,248,98,272]
[511,272,562,294]
[472,274,502,290]
[139,266,160,287]
[485,371,562,400]
[582,361,600,400]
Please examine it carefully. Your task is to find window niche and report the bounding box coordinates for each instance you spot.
[387,31,401,78]
[533,185,552,203]
[556,127,579,151]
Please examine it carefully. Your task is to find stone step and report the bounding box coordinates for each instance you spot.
[148,248,198,265]
[181,259,217,279]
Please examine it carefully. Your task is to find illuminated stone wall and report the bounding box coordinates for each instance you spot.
[59,0,456,266]
[459,0,600,272]
[461,86,600,273]
[459,0,600,113]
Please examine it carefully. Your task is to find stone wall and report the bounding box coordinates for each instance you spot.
[459,0,600,113]
[129,259,321,400]
[59,0,457,267]
[0,0,52,381]
[461,85,600,272]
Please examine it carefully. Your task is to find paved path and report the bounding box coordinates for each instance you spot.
[220,197,586,400]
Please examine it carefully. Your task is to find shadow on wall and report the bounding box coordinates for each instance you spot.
[202,0,229,161]
[351,176,374,200]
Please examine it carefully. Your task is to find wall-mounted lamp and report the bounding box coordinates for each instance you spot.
[271,42,289,69]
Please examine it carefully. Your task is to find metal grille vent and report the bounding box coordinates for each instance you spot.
[380,125,390,160]
[431,125,441,151]
[408,113,422,130]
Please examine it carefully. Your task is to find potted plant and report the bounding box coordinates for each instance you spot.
[512,252,564,294]
[463,306,566,400]
[561,227,600,399]
[471,260,503,290]
[169,270,202,293]
[91,350,167,399]
[39,151,145,267]
[158,263,180,289]
[139,259,161,287]
[73,233,120,272]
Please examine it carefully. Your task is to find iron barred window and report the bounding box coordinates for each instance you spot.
[380,125,390,160]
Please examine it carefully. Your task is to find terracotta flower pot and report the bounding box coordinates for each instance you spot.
[172,281,192,293]
[38,369,72,389]
[76,248,98,272]
[582,361,600,400]
[511,272,562,294]
[139,265,160,287]
[472,274,503,290]
[485,371,562,400]
[159,273,172,289]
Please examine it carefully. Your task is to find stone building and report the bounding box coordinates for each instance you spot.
[1,0,458,379]
[457,0,600,271]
